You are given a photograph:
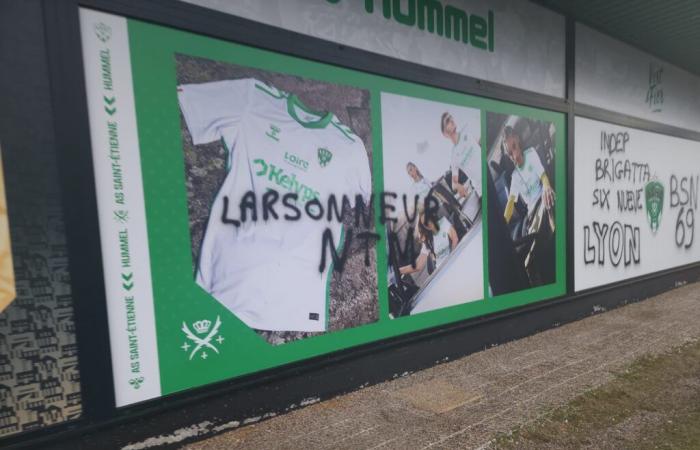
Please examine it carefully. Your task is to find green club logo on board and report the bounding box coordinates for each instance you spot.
[645,180,664,233]
[94,22,112,43]
[318,147,333,168]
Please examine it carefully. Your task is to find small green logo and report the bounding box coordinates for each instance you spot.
[318,147,333,167]
[645,180,664,233]
[94,22,112,43]
[265,124,281,142]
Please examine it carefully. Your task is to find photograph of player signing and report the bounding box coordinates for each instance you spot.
[486,113,557,296]
[176,54,378,345]
[381,93,484,318]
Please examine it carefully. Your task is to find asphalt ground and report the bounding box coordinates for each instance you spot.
[176,282,700,449]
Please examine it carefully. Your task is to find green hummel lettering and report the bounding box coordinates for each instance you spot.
[327,0,494,52]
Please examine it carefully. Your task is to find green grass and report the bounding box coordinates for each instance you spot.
[493,339,700,449]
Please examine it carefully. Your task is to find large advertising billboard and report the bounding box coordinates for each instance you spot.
[575,117,700,291]
[79,8,565,406]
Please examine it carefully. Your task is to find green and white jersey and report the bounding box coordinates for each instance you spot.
[450,127,482,197]
[411,177,431,207]
[509,147,545,212]
[420,217,453,268]
[178,78,371,332]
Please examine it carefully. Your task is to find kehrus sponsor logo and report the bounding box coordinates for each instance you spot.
[326,0,494,52]
[254,158,320,202]
[645,179,664,233]
[284,151,309,171]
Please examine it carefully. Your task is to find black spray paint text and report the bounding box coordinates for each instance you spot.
[583,221,641,267]
[219,190,439,272]
[670,174,699,249]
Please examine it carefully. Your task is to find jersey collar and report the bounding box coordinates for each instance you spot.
[287,94,333,129]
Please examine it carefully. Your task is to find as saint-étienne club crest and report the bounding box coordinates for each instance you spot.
[645,179,664,233]
[94,22,112,43]
[181,316,224,360]
[318,147,333,168]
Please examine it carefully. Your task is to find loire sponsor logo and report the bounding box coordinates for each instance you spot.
[284,151,309,171]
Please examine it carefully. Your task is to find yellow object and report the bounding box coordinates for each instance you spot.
[541,173,551,190]
[504,195,516,224]
[0,153,15,313]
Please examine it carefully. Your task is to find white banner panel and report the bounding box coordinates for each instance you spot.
[575,117,700,292]
[183,0,565,97]
[80,9,161,406]
[576,24,700,133]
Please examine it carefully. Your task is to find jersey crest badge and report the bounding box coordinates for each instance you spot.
[318,147,333,168]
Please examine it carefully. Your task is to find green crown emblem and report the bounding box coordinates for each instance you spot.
[318,147,333,167]
[645,180,664,233]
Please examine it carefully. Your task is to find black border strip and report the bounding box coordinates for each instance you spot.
[42,0,116,422]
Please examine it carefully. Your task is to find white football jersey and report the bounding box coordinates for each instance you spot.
[509,147,545,212]
[178,78,371,332]
[450,127,482,197]
[420,217,453,268]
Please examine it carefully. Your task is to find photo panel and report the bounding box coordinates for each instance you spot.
[381,93,484,317]
[176,55,379,345]
[486,113,558,296]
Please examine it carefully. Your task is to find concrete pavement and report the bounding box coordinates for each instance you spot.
[180,283,700,449]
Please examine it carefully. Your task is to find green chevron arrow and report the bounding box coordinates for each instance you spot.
[122,272,133,290]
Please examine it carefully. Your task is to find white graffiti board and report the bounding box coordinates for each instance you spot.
[575,117,700,291]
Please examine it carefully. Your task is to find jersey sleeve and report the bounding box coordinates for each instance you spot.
[177,79,254,145]
[348,141,372,202]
